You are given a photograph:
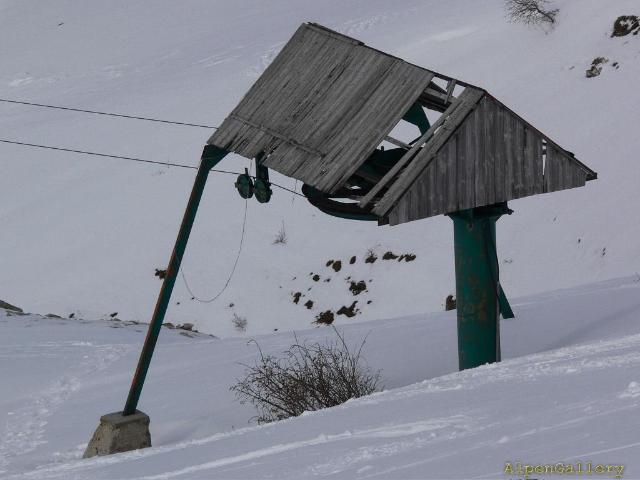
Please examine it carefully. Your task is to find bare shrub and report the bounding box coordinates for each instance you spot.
[273,221,287,245]
[231,328,382,423]
[232,313,248,332]
[505,0,558,26]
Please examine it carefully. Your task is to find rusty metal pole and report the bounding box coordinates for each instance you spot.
[449,203,511,371]
[122,145,227,415]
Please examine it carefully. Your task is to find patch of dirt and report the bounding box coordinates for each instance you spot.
[292,292,302,304]
[382,251,399,260]
[315,310,335,325]
[612,15,640,37]
[332,260,342,272]
[304,300,314,310]
[349,280,367,296]
[337,301,358,318]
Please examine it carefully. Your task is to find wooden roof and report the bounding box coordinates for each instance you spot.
[209,23,596,226]
[208,23,436,193]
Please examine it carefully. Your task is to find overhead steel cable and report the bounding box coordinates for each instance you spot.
[0,98,217,129]
[0,138,305,196]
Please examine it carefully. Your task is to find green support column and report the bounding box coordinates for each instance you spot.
[449,203,512,371]
[122,145,228,415]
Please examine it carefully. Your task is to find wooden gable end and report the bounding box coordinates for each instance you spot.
[378,94,593,226]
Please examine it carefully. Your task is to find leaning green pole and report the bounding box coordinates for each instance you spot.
[123,145,228,415]
[449,202,512,371]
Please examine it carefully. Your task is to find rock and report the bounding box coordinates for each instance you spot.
[0,299,23,313]
[611,15,640,37]
[349,280,367,296]
[312,274,320,282]
[315,310,334,325]
[382,251,399,260]
[349,256,356,264]
[154,268,167,280]
[304,300,314,309]
[331,260,342,272]
[337,301,358,318]
[586,57,608,78]
[45,313,62,318]
[445,295,457,311]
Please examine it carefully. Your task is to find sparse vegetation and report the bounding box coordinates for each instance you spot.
[365,248,378,264]
[273,221,287,245]
[505,0,558,26]
[231,328,382,423]
[232,313,248,332]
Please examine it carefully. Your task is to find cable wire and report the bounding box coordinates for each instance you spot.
[0,138,305,196]
[0,98,217,129]
[180,197,249,303]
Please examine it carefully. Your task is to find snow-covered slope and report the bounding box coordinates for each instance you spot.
[2,0,640,336]
[2,276,640,478]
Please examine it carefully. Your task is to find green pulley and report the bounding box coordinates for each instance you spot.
[235,168,254,199]
[254,163,272,204]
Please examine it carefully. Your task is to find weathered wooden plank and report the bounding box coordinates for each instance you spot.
[373,87,484,216]
[472,104,486,207]
[513,115,526,198]
[524,127,544,195]
[492,102,507,203]
[359,90,463,208]
[313,61,435,191]
[481,97,496,205]
[443,135,458,212]
[455,116,474,210]
[383,135,411,150]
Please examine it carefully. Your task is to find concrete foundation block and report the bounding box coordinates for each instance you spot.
[83,410,151,458]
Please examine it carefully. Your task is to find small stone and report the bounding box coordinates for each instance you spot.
[382,251,398,260]
[349,256,356,264]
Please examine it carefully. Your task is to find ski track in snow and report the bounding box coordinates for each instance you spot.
[0,337,131,475]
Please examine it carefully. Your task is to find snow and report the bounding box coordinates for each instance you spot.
[2,0,640,477]
[2,276,640,478]
[1,0,640,336]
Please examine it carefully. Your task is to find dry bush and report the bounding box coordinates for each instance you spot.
[231,328,382,423]
[232,313,248,332]
[273,221,287,245]
[505,0,558,26]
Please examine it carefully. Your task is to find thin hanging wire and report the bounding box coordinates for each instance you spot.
[179,198,248,303]
[0,98,217,129]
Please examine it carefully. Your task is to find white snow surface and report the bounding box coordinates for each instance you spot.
[2,276,640,479]
[2,0,640,336]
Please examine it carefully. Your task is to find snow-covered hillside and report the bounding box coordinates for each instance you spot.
[2,0,640,336]
[2,276,640,478]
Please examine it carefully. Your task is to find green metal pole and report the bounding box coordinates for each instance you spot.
[449,203,511,371]
[122,145,227,415]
